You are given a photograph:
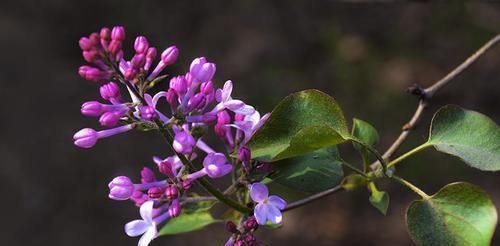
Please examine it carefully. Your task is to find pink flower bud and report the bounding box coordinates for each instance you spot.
[147,187,162,199]
[190,57,216,82]
[169,76,188,96]
[124,68,137,80]
[100,27,111,41]
[141,167,157,184]
[131,54,146,69]
[186,93,206,112]
[217,110,231,125]
[79,37,92,51]
[83,50,99,63]
[238,146,251,163]
[108,176,135,200]
[158,161,175,178]
[166,88,179,109]
[99,112,120,127]
[107,40,122,56]
[165,186,179,200]
[134,36,149,54]
[161,45,179,65]
[111,26,125,41]
[99,82,120,100]
[89,32,101,48]
[73,128,98,148]
[168,199,181,217]
[81,101,104,116]
[181,179,192,190]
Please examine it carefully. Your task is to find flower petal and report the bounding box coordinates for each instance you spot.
[140,200,155,223]
[268,195,287,210]
[138,225,157,246]
[254,203,269,225]
[221,80,233,102]
[266,204,283,224]
[125,220,149,237]
[250,182,268,203]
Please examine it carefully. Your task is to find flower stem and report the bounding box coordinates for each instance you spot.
[392,175,430,199]
[350,138,388,175]
[387,143,431,168]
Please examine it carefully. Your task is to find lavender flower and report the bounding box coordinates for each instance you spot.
[214,81,255,115]
[173,131,195,154]
[187,153,232,180]
[250,182,287,225]
[73,124,134,148]
[108,176,135,200]
[189,57,216,83]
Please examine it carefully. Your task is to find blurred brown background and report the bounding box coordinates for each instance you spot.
[6,1,500,245]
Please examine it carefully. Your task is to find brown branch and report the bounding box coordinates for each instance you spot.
[370,34,500,170]
[283,185,343,212]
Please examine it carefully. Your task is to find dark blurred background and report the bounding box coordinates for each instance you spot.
[6,1,500,245]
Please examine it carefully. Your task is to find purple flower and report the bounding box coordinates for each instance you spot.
[139,105,157,121]
[173,131,195,154]
[73,124,135,148]
[111,26,125,41]
[187,153,232,180]
[108,176,135,200]
[165,186,179,200]
[134,36,149,54]
[147,45,179,81]
[168,199,181,217]
[214,81,255,115]
[169,76,188,96]
[125,200,170,246]
[141,167,157,184]
[99,111,120,127]
[250,182,287,225]
[99,82,120,101]
[189,57,216,83]
[230,110,270,144]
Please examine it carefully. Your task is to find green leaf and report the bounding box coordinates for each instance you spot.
[352,118,379,162]
[158,211,221,236]
[248,89,350,161]
[427,105,500,171]
[368,182,389,215]
[406,182,497,246]
[268,146,344,194]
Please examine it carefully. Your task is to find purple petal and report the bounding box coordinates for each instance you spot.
[266,204,283,224]
[254,203,269,225]
[140,201,155,223]
[124,220,149,237]
[268,195,287,210]
[250,182,268,203]
[138,226,157,246]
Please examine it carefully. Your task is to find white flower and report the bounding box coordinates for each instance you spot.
[124,201,158,246]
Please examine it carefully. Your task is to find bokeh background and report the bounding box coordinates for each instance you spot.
[6,1,500,245]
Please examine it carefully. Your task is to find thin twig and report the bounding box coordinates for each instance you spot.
[370,34,500,170]
[182,196,218,204]
[283,185,343,212]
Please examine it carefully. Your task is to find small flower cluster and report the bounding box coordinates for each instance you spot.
[73,26,286,246]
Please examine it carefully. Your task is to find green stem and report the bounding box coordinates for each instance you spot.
[392,175,430,199]
[387,143,431,168]
[350,138,388,175]
[342,161,369,178]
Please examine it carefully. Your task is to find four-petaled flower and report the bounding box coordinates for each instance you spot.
[250,182,287,225]
[125,200,170,246]
[214,80,255,115]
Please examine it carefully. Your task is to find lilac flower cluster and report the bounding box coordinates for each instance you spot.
[73,26,285,246]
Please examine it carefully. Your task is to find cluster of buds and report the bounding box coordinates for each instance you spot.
[73,26,285,246]
[225,216,261,246]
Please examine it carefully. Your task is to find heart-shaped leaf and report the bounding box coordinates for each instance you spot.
[248,89,349,161]
[426,105,500,171]
[352,118,379,163]
[406,182,497,246]
[268,146,344,194]
[158,211,221,236]
[368,182,389,215]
